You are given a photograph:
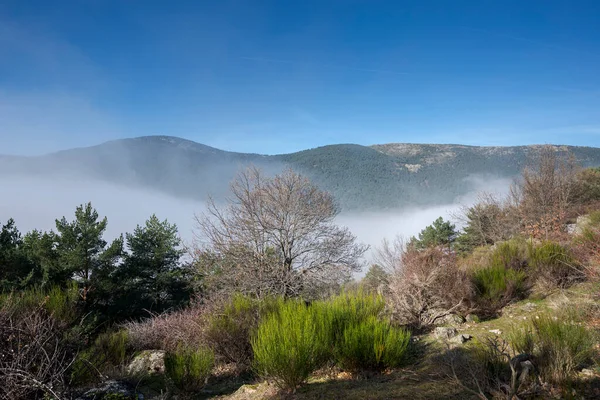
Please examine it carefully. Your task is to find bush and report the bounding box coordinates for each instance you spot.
[204,294,283,367]
[388,246,474,328]
[528,241,583,289]
[124,304,205,352]
[0,287,81,399]
[509,313,597,384]
[335,316,410,372]
[252,300,328,392]
[71,330,131,384]
[472,265,528,314]
[488,240,529,271]
[164,346,214,392]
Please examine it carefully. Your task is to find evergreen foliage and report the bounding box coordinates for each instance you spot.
[409,217,457,249]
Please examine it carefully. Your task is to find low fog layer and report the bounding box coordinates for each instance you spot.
[0,174,512,269]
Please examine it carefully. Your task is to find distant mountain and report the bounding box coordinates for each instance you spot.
[2,136,600,210]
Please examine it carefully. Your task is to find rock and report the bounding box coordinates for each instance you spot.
[434,327,458,339]
[442,314,465,326]
[581,368,596,377]
[76,380,140,400]
[465,314,480,323]
[449,334,472,345]
[489,329,502,335]
[127,350,166,376]
[521,302,537,312]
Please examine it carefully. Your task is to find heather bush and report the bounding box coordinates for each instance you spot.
[124,304,205,352]
[204,294,283,366]
[334,316,410,372]
[488,239,529,271]
[528,241,583,289]
[509,313,597,384]
[471,265,528,314]
[165,346,214,392]
[252,300,329,392]
[71,330,132,384]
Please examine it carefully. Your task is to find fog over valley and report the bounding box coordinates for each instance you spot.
[0,171,512,270]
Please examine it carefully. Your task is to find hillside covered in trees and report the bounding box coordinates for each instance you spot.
[2,136,600,209]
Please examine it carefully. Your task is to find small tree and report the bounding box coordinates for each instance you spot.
[409,217,457,249]
[195,167,367,299]
[54,203,122,300]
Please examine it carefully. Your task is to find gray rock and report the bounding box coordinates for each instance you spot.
[442,314,465,326]
[489,329,502,335]
[449,334,473,345]
[434,327,459,339]
[465,314,480,323]
[76,380,140,400]
[127,350,165,376]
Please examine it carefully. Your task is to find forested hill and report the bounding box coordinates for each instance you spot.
[2,136,600,210]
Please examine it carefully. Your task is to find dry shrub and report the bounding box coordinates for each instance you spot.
[124,303,206,352]
[0,292,80,400]
[388,246,474,329]
[572,218,600,279]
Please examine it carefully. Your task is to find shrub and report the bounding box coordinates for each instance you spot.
[164,346,214,392]
[322,290,385,343]
[334,316,410,372]
[124,304,205,352]
[0,287,81,399]
[509,313,597,384]
[528,241,583,289]
[488,240,529,271]
[388,246,474,328]
[204,294,268,366]
[71,330,132,384]
[472,265,528,314]
[252,300,328,392]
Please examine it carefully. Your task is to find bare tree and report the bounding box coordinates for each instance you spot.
[518,146,580,239]
[194,167,368,299]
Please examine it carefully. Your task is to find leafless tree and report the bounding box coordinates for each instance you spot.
[517,146,580,239]
[194,167,368,299]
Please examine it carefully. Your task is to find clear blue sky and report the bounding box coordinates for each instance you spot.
[1,0,599,155]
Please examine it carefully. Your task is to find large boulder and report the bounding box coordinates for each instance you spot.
[127,350,166,376]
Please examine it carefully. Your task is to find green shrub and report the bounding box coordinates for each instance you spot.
[205,294,283,367]
[472,265,528,314]
[589,210,600,227]
[164,346,214,392]
[71,330,131,384]
[252,300,328,392]
[319,290,385,347]
[509,313,597,384]
[488,240,529,270]
[335,316,410,372]
[528,241,582,289]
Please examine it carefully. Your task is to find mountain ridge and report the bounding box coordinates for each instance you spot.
[2,136,600,210]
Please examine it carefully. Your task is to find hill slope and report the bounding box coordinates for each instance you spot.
[2,136,600,210]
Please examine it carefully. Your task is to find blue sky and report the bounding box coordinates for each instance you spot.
[1,0,599,155]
